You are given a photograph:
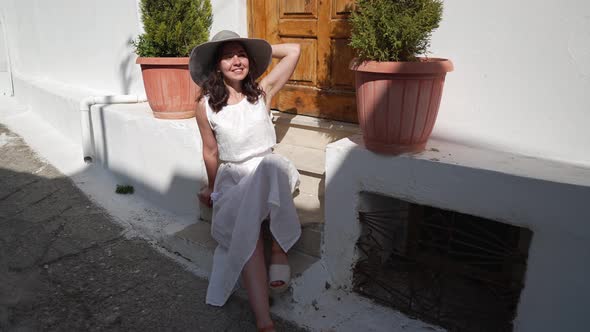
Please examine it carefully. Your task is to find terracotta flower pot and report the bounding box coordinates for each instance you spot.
[136,57,200,119]
[351,58,453,154]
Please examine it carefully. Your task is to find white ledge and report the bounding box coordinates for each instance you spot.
[324,134,590,332]
[330,134,590,187]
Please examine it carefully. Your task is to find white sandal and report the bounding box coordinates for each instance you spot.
[268,263,291,294]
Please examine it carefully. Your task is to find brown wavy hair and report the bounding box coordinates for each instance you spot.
[198,42,265,112]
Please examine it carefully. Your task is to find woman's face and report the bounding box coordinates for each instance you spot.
[217,42,250,83]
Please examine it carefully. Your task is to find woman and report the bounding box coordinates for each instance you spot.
[189,30,301,331]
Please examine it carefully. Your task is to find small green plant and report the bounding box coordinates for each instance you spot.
[132,0,212,57]
[349,0,443,62]
[115,185,135,194]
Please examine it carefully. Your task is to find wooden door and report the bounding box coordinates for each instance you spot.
[248,0,357,123]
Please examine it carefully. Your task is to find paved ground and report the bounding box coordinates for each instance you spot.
[0,123,306,331]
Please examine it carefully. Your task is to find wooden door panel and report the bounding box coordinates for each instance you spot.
[332,0,354,17]
[283,37,316,85]
[280,0,317,18]
[278,21,317,37]
[277,86,357,122]
[331,38,354,87]
[329,20,351,37]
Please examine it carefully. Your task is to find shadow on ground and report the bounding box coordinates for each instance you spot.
[0,125,306,331]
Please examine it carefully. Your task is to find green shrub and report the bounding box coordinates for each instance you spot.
[115,184,135,194]
[133,0,212,57]
[349,0,443,62]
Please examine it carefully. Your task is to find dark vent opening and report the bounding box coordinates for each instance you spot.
[354,192,532,332]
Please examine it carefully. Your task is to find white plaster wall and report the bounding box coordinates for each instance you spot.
[88,103,204,217]
[211,0,248,37]
[0,19,6,72]
[0,13,12,95]
[325,137,590,331]
[0,0,145,96]
[430,0,590,166]
[0,0,246,218]
[0,0,247,96]
[0,0,248,141]
[3,0,590,167]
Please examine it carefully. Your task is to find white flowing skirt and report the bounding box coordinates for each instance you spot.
[205,151,301,306]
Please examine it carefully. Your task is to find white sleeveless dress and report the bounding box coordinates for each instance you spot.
[203,96,301,306]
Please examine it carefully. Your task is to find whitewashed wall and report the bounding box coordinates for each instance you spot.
[0,0,249,216]
[210,0,248,38]
[0,0,248,143]
[0,19,6,72]
[1,0,144,95]
[1,0,589,166]
[0,12,12,95]
[431,0,590,166]
[0,0,247,96]
[225,0,590,167]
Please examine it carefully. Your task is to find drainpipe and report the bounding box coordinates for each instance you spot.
[80,95,147,163]
[0,11,14,96]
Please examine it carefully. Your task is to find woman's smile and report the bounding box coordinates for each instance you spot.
[219,42,250,81]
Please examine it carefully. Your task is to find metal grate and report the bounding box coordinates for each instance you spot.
[354,201,532,332]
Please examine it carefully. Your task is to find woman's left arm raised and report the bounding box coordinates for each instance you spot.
[259,43,301,106]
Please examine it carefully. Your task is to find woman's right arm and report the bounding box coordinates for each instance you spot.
[195,99,219,207]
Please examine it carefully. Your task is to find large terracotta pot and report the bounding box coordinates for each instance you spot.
[351,58,453,154]
[136,57,200,119]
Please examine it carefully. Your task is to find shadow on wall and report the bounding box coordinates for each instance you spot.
[119,37,141,95]
[103,164,202,218]
[83,104,204,217]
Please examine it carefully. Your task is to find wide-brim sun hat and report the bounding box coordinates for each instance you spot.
[189,30,272,86]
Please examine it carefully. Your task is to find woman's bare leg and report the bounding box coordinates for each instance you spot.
[242,231,274,330]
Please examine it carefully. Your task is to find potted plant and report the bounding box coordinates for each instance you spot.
[133,0,212,119]
[349,0,453,154]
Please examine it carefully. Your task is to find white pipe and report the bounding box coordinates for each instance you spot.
[80,95,147,163]
[0,11,14,96]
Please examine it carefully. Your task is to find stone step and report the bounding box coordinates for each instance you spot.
[273,143,325,175]
[167,221,320,274]
[275,124,353,151]
[291,222,323,258]
[297,171,324,197]
[198,174,323,257]
[199,172,323,225]
[294,174,323,257]
[293,190,323,226]
[196,207,322,258]
[272,110,359,143]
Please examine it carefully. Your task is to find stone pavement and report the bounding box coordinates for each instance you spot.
[0,123,306,331]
